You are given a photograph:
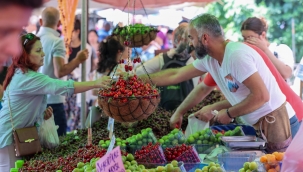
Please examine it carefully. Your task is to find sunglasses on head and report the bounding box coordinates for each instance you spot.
[23,33,35,46]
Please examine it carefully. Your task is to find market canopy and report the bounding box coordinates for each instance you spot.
[43,0,219,11]
[92,0,216,9]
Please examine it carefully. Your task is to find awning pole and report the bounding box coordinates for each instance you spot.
[80,0,88,129]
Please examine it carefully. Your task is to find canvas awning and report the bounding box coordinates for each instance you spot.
[43,0,219,12]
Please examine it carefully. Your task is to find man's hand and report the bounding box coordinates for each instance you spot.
[44,106,53,120]
[76,49,89,63]
[194,105,215,122]
[213,109,233,124]
[94,76,111,89]
[170,112,183,129]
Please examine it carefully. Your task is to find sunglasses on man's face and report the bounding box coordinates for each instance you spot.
[23,33,35,46]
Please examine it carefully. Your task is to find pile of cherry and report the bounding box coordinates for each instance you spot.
[164,144,200,163]
[134,143,166,164]
[134,143,201,164]
[19,145,127,172]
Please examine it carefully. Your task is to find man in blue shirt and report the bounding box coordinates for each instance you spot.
[37,7,88,136]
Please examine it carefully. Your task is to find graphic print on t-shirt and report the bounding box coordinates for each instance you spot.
[225,74,239,92]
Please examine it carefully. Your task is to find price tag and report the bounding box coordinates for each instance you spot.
[107,117,115,131]
[96,146,125,172]
[109,123,114,139]
[106,135,116,154]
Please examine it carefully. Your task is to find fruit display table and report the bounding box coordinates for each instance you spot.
[11,90,283,172]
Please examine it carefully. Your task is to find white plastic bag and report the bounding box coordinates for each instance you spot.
[39,115,60,149]
[281,124,303,172]
[185,114,209,139]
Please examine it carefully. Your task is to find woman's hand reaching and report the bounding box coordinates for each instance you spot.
[44,106,53,120]
[94,76,111,89]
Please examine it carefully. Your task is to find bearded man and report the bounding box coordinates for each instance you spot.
[139,14,291,153]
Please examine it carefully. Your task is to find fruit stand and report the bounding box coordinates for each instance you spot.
[10,88,285,172]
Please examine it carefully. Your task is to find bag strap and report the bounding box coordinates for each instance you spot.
[163,53,171,64]
[162,53,188,70]
[107,64,117,76]
[273,43,280,58]
[6,85,16,131]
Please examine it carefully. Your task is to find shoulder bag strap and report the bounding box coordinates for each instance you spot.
[107,64,117,76]
[6,85,15,131]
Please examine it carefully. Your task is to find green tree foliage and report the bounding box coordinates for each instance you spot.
[204,0,303,62]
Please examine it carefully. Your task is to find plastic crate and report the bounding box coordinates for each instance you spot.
[262,161,282,172]
[127,144,143,154]
[176,146,201,163]
[10,168,18,172]
[211,124,256,136]
[194,144,217,154]
[135,145,167,164]
[127,130,158,154]
[218,152,256,172]
[183,163,208,172]
[160,130,186,148]
[139,162,186,172]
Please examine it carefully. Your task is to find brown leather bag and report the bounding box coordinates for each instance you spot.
[8,89,42,157]
[13,127,42,157]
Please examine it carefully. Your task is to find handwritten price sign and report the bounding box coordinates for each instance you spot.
[96,146,125,172]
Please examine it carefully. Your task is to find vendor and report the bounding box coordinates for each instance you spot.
[0,33,111,171]
[139,14,291,153]
[170,17,302,139]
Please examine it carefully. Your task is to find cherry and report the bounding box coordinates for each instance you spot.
[124,40,131,46]
[124,65,129,72]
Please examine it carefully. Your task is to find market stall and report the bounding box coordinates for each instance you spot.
[11,90,283,172]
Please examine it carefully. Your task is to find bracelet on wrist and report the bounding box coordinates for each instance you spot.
[226,108,233,119]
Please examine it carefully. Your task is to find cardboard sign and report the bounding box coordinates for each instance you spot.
[96,146,125,172]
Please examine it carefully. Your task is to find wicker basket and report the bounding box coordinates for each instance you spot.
[98,95,160,122]
[115,26,158,48]
[117,31,157,48]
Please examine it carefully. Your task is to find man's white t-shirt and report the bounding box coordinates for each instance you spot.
[193,42,286,125]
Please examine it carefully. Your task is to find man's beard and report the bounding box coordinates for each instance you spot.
[195,41,209,59]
